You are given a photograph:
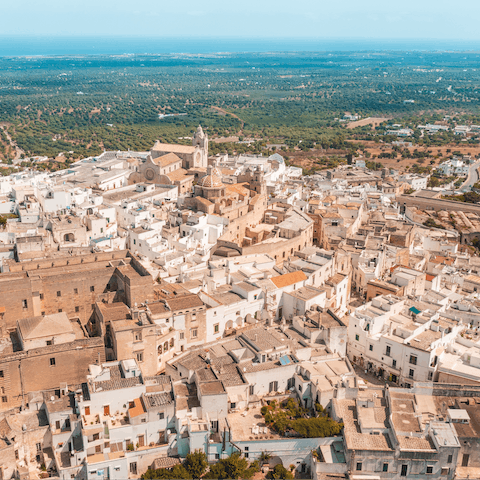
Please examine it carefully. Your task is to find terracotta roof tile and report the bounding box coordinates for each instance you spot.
[271,271,307,288]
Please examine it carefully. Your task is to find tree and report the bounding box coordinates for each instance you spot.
[204,453,259,480]
[267,464,294,480]
[142,464,190,479]
[184,450,208,479]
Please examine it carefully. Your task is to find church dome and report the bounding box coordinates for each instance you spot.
[199,167,224,188]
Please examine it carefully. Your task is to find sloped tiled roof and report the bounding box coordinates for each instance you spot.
[271,271,307,289]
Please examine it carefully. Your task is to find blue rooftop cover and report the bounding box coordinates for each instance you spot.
[409,306,421,315]
[279,355,291,365]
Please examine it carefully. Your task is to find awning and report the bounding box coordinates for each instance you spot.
[409,306,421,315]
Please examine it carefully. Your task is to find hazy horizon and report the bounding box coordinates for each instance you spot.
[3,0,480,40]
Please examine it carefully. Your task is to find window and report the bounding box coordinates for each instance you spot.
[158,345,162,355]
[164,341,169,352]
[355,334,359,341]
[401,464,408,476]
[230,403,236,409]
[0,370,3,378]
[383,463,388,472]
[369,345,373,351]
[180,332,184,340]
[136,352,143,363]
[90,286,95,292]
[245,453,249,458]
[441,468,449,476]
[409,369,414,379]
[40,293,44,300]
[58,309,62,313]
[50,358,56,366]
[74,288,78,294]
[249,385,254,395]
[141,418,146,423]
[298,384,302,392]
[356,462,362,471]
[15,450,19,460]
[426,466,433,474]
[462,454,470,467]
[22,299,28,309]
[159,412,164,420]
[214,324,219,333]
[386,345,391,356]
[393,359,397,368]
[269,381,278,393]
[428,371,433,380]
[56,420,61,430]
[191,328,198,339]
[170,338,174,348]
[46,340,52,346]
[409,355,417,365]
[254,295,258,300]
[134,332,142,342]
[447,455,452,464]
[36,442,42,452]
[1,396,7,403]
[57,291,61,297]
[215,454,220,460]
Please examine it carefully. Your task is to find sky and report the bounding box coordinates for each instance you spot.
[2,0,480,41]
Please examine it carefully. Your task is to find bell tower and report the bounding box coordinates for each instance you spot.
[192,125,208,168]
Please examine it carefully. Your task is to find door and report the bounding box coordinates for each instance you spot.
[95,445,101,453]
[85,406,90,415]
[401,465,407,477]
[130,463,137,475]
[138,435,145,447]
[462,454,469,467]
[103,405,110,416]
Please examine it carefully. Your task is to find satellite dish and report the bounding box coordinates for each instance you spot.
[51,396,55,401]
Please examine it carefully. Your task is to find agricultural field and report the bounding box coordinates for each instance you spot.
[1,50,480,172]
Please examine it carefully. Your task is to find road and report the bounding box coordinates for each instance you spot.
[460,161,480,192]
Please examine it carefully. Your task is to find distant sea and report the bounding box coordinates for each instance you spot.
[1,36,480,57]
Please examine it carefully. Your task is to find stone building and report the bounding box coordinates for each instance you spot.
[0,250,155,330]
[150,125,208,170]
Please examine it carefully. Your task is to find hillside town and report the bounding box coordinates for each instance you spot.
[2,126,480,480]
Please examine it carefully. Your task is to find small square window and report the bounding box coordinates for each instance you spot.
[159,412,164,420]
[57,291,61,297]
[22,300,28,309]
[39,293,44,300]
[58,309,62,313]
[90,286,95,292]
[356,462,362,471]
[369,345,373,351]
[74,288,78,294]
[427,466,433,474]
[215,454,220,460]
[50,358,56,366]
[355,334,359,341]
[214,324,219,333]
[230,402,236,409]
[75,306,80,312]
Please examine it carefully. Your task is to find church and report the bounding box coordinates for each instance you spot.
[132,126,209,193]
[151,125,208,170]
